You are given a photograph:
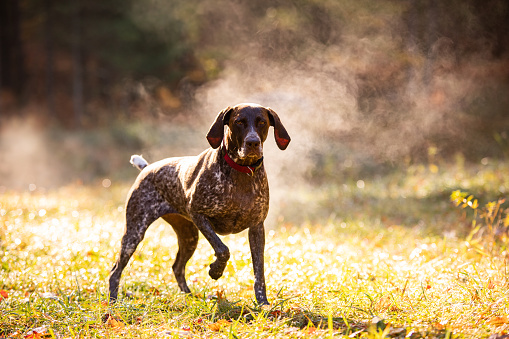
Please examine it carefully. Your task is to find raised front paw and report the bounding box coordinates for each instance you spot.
[208,250,230,280]
[209,260,225,280]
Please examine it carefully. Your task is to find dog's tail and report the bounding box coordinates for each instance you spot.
[130,154,149,171]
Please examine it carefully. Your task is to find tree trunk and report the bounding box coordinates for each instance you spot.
[0,0,26,115]
[72,0,84,127]
[45,0,56,120]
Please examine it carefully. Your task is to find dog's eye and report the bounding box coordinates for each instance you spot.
[235,120,244,126]
[258,120,266,126]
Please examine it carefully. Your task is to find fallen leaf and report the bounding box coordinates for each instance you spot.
[103,314,124,329]
[376,296,402,312]
[488,316,509,326]
[270,310,283,318]
[304,326,317,334]
[107,317,124,329]
[425,279,432,290]
[208,319,231,332]
[148,287,160,296]
[284,327,301,335]
[432,321,447,330]
[0,290,8,299]
[24,326,52,339]
[25,334,43,339]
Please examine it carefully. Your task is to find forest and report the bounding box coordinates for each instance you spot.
[1,0,509,187]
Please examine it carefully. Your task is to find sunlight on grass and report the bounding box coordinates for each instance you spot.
[1,160,509,338]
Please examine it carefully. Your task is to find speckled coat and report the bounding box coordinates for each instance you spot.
[108,104,290,305]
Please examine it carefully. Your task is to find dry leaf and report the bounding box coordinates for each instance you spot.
[432,321,447,330]
[208,319,231,332]
[376,296,402,312]
[270,310,283,318]
[104,314,125,329]
[149,287,160,296]
[487,278,496,290]
[304,326,317,334]
[24,327,52,339]
[488,316,509,326]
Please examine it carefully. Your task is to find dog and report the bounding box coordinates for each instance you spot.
[109,103,290,305]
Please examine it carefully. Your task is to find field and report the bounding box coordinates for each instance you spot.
[1,158,509,338]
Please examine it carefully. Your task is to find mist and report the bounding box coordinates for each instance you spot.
[1,0,508,204]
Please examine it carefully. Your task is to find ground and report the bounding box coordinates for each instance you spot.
[1,158,509,338]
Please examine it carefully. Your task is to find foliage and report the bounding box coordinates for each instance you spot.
[450,190,509,248]
[1,0,509,152]
[2,159,509,338]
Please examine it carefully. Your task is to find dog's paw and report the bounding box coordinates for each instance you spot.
[209,261,226,280]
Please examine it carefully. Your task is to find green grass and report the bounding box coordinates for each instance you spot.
[1,159,509,338]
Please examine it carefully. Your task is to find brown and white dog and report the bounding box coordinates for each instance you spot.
[109,103,290,305]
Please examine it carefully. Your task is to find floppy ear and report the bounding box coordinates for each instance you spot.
[267,108,291,150]
[206,106,233,148]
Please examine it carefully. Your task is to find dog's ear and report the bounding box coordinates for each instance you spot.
[206,106,233,148]
[267,108,291,150]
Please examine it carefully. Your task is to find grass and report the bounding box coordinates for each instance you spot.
[1,158,509,338]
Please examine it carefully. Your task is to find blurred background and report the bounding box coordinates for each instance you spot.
[1,0,508,220]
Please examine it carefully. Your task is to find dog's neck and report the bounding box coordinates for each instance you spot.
[221,140,263,176]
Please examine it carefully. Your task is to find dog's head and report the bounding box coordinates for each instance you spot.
[207,103,291,164]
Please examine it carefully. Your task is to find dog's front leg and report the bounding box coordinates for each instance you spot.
[190,213,230,280]
[249,223,269,305]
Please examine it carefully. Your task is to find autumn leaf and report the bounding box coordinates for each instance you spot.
[472,199,479,209]
[504,212,509,227]
[304,326,317,334]
[107,317,124,329]
[25,333,52,339]
[103,314,125,329]
[148,287,161,296]
[488,316,509,326]
[24,327,52,339]
[432,322,446,331]
[208,319,231,332]
[270,310,283,318]
[376,295,403,312]
[487,278,496,290]
[0,290,8,299]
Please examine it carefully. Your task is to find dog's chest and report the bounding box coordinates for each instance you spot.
[192,170,269,234]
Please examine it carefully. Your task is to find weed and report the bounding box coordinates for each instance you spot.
[451,190,509,251]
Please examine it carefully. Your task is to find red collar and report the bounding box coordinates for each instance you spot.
[223,151,264,176]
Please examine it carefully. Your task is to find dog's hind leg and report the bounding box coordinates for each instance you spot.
[161,214,199,294]
[109,184,176,301]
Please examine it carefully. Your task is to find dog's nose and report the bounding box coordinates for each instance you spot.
[245,138,260,149]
